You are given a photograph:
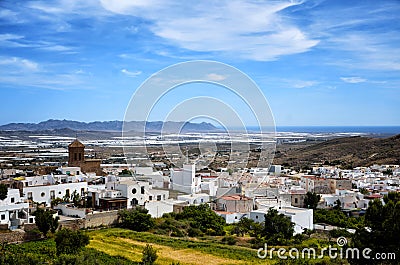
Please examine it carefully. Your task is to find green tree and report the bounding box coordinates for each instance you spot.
[71,190,81,207]
[0,184,8,200]
[233,217,257,236]
[359,188,369,195]
[333,199,342,210]
[304,192,321,209]
[32,208,59,236]
[119,169,133,176]
[175,204,226,235]
[351,192,400,264]
[118,207,155,232]
[54,228,89,255]
[141,244,157,265]
[262,208,294,244]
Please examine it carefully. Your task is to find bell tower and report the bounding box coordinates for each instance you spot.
[68,139,85,167]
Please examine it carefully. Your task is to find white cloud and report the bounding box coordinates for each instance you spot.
[340,77,367,84]
[292,80,318,88]
[121,69,142,77]
[0,33,28,47]
[206,73,227,82]
[39,44,73,52]
[306,2,400,71]
[100,0,319,61]
[0,56,39,71]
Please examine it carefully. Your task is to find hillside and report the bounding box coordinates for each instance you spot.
[274,134,400,168]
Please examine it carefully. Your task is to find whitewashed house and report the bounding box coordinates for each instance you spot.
[105,180,169,208]
[170,164,201,194]
[0,188,32,229]
[250,206,313,234]
[21,175,88,207]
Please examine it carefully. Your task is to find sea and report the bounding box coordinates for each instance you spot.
[243,126,400,136]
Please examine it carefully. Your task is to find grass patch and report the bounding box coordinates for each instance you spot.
[87,228,272,265]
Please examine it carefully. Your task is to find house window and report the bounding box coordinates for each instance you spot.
[157,195,161,201]
[74,153,77,161]
[294,198,298,204]
[149,196,153,201]
[29,218,34,223]
[11,197,15,203]
[141,186,145,194]
[50,191,55,200]
[65,189,70,198]
[1,214,5,220]
[27,192,33,200]
[41,192,45,197]
[81,188,85,196]
[132,188,136,194]
[256,215,258,219]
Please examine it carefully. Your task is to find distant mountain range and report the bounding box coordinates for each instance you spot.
[0,119,219,132]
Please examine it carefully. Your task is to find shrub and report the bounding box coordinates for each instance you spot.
[221,236,237,245]
[141,244,157,265]
[55,229,89,255]
[118,207,155,232]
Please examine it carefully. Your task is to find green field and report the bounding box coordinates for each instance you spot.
[2,228,345,265]
[87,228,271,265]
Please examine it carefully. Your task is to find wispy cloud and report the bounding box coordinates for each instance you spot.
[305,2,400,71]
[121,69,142,77]
[340,76,367,84]
[39,44,74,52]
[292,80,318,88]
[100,0,319,61]
[0,33,27,47]
[0,56,39,71]
[206,73,227,82]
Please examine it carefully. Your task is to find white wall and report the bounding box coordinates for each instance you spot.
[23,182,88,206]
[0,189,30,227]
[145,200,174,218]
[170,164,200,194]
[177,193,210,205]
[54,204,86,218]
[250,206,313,234]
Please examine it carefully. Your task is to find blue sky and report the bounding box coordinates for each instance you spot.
[0,0,399,126]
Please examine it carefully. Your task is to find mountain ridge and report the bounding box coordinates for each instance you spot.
[0,119,219,132]
[274,134,400,168]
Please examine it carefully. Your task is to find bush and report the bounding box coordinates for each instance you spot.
[187,227,203,237]
[221,236,237,245]
[55,229,89,255]
[32,208,59,236]
[175,204,226,236]
[141,244,157,265]
[118,207,155,232]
